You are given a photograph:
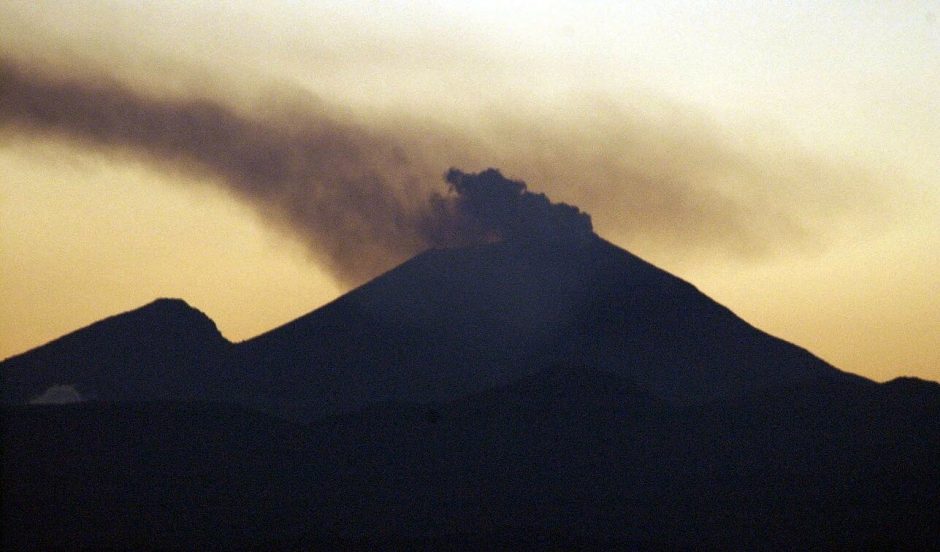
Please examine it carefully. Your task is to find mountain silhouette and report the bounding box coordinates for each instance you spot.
[1,298,230,404]
[2,236,868,417]
[231,235,868,419]
[2,235,938,550]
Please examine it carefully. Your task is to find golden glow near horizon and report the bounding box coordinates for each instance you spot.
[1,1,938,381]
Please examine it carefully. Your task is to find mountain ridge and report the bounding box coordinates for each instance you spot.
[2,236,938,549]
[1,297,230,403]
[2,236,878,415]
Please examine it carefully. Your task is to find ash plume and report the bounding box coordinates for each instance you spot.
[432,168,593,244]
[2,54,887,285]
[0,58,591,282]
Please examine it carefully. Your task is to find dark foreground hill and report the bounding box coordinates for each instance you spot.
[3,369,939,550]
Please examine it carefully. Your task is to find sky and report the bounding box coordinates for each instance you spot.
[1,1,937,382]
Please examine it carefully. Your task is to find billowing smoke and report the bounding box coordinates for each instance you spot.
[431,168,592,244]
[2,54,889,288]
[0,58,593,283]
[0,57,424,281]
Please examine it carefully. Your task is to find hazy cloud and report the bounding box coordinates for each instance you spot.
[0,55,885,282]
[0,58,600,282]
[0,57,438,281]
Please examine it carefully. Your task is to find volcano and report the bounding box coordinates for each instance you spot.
[232,235,869,419]
[2,232,938,550]
[3,235,866,417]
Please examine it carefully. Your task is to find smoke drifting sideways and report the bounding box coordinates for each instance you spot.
[431,168,593,245]
[0,58,598,283]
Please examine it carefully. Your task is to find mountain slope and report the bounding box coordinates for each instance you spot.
[0,298,231,403]
[235,236,870,418]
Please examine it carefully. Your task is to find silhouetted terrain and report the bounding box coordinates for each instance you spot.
[2,236,938,550]
[3,236,867,416]
[1,298,229,404]
[3,369,938,550]
[233,237,868,420]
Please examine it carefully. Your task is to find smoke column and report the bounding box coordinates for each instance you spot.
[1,58,591,282]
[432,168,592,244]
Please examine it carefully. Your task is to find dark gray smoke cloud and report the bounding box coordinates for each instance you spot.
[0,57,427,281]
[2,56,887,283]
[1,58,597,282]
[432,168,593,244]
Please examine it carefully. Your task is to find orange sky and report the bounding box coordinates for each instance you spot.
[1,1,937,382]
